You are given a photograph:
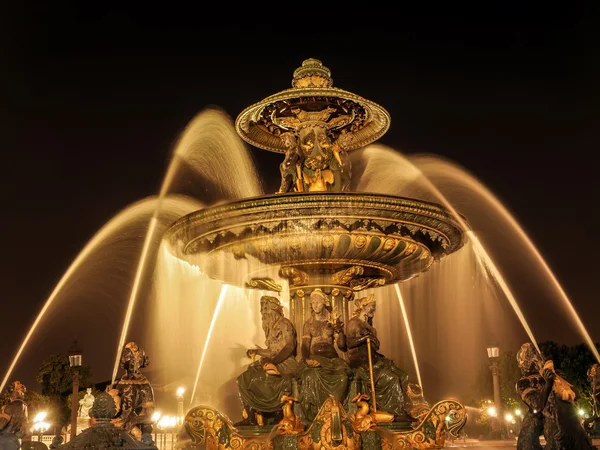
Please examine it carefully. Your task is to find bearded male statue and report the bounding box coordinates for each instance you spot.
[235,295,300,426]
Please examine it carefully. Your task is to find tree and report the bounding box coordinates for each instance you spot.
[35,353,93,429]
[539,341,598,414]
[471,349,521,412]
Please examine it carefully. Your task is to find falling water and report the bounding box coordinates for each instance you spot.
[111,107,263,384]
[190,284,229,407]
[411,154,600,363]
[353,144,598,362]
[394,284,423,390]
[149,246,267,419]
[0,194,202,393]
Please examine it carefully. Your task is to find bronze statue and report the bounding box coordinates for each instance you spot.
[0,381,32,450]
[110,342,156,441]
[515,342,594,450]
[277,132,303,194]
[346,294,409,421]
[298,289,352,423]
[273,106,352,193]
[235,295,300,426]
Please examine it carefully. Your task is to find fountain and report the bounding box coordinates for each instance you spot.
[5,57,595,450]
[163,59,468,449]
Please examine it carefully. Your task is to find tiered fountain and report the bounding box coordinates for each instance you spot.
[164,59,468,449]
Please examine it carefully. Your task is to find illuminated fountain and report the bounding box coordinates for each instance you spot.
[3,57,596,450]
[164,59,468,449]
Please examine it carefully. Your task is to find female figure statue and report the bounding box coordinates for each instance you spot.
[298,289,352,423]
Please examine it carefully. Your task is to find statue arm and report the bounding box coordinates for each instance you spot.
[346,320,367,349]
[335,330,347,352]
[346,320,378,350]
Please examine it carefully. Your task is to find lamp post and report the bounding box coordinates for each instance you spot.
[68,340,83,441]
[176,387,185,425]
[487,344,502,435]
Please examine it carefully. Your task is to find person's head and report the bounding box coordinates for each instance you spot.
[309,289,329,315]
[353,294,377,321]
[516,342,543,374]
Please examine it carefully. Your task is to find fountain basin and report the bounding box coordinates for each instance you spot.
[164,192,465,290]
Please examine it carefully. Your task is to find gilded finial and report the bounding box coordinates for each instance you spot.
[292,58,333,88]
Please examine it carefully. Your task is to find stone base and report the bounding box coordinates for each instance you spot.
[180,398,467,449]
[77,416,91,433]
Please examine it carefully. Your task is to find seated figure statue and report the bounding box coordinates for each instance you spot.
[0,381,32,450]
[346,294,409,420]
[110,341,156,442]
[516,342,594,450]
[235,295,300,426]
[298,289,352,423]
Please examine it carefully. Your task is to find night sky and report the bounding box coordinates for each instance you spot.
[1,4,598,391]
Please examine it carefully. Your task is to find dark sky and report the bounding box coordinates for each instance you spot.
[1,4,598,390]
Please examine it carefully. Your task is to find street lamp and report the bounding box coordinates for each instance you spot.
[176,387,185,425]
[68,340,83,441]
[33,411,49,442]
[487,344,502,435]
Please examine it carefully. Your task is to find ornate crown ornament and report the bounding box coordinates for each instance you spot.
[235,58,391,153]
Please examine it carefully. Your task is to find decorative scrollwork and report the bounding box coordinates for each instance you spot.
[245,278,282,292]
[331,266,364,285]
[279,267,310,286]
[377,399,467,449]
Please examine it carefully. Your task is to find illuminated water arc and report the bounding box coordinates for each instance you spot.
[412,155,600,363]
[190,284,229,407]
[111,215,161,384]
[112,109,263,381]
[392,158,543,356]
[1,196,180,394]
[111,149,183,383]
[0,280,71,393]
[394,284,423,390]
[466,231,541,355]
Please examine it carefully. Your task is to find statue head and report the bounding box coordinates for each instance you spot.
[516,342,543,374]
[309,289,330,315]
[120,341,149,375]
[86,387,92,395]
[353,294,377,319]
[260,296,283,323]
[6,381,26,401]
[279,132,298,151]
